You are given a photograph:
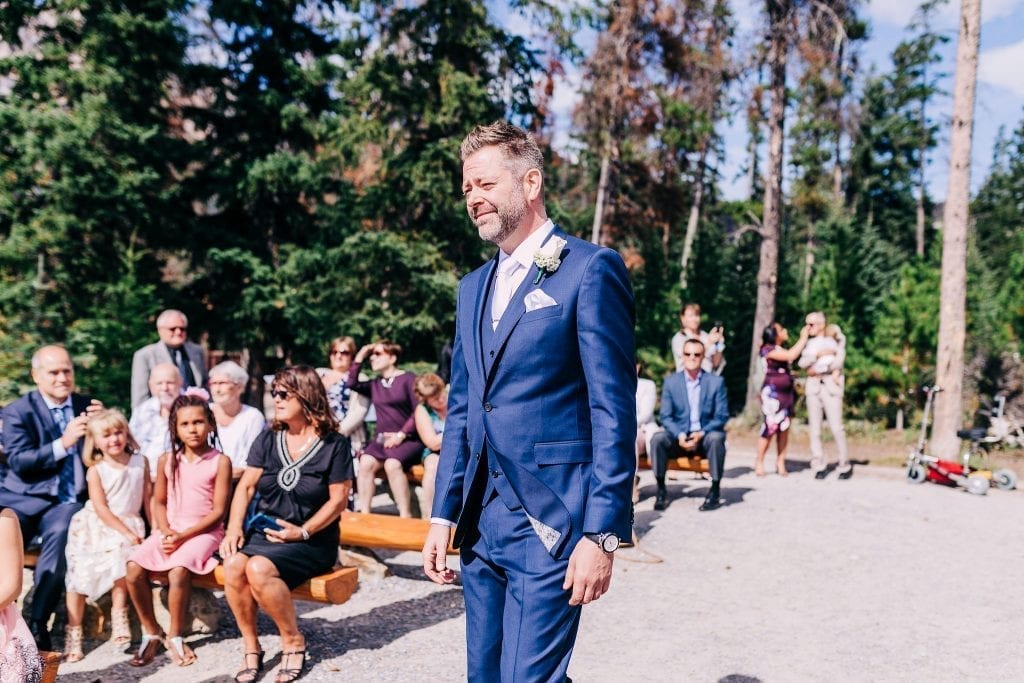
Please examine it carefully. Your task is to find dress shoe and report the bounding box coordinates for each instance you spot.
[699,492,721,511]
[814,469,829,480]
[838,466,853,480]
[653,489,667,511]
[30,619,52,651]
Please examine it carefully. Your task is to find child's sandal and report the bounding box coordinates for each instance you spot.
[110,606,132,645]
[129,632,165,667]
[63,625,84,662]
[168,636,197,667]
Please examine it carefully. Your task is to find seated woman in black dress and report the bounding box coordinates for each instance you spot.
[219,366,353,683]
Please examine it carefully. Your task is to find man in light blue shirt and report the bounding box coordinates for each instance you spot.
[651,338,730,511]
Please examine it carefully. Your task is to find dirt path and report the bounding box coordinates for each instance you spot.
[54,446,1024,681]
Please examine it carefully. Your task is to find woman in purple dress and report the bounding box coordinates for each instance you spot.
[754,322,810,477]
[348,340,424,517]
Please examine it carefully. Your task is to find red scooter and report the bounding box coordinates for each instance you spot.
[905,386,1018,495]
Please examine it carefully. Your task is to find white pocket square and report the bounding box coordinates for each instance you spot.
[524,289,558,312]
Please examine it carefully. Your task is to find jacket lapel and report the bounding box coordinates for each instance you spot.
[471,258,498,385]
[29,391,63,441]
[484,228,565,390]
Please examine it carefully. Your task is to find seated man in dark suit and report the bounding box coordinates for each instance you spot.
[650,338,729,512]
[0,346,101,650]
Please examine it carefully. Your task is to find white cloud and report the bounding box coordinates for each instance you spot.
[867,0,1024,29]
[979,39,1024,97]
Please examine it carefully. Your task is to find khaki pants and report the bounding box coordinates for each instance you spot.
[806,376,850,472]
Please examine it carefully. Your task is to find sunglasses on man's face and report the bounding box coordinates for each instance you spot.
[683,352,704,358]
[270,390,293,401]
[164,326,187,333]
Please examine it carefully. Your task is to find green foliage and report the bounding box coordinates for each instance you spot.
[279,231,457,362]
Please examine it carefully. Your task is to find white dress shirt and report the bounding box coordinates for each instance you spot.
[490,219,555,329]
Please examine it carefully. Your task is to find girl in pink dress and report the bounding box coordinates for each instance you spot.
[125,395,232,668]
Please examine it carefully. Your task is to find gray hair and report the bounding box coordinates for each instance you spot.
[209,360,248,386]
[806,311,826,325]
[156,309,188,328]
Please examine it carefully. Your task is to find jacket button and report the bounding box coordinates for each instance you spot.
[491,470,499,478]
[474,452,481,461]
[483,402,492,412]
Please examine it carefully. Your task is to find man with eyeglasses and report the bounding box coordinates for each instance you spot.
[130,309,208,409]
[797,311,852,480]
[650,338,730,511]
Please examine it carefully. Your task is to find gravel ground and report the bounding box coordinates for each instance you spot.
[50,445,1024,682]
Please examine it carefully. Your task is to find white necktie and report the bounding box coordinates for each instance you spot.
[491,259,521,330]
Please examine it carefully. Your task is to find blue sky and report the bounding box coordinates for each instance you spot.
[511,0,1024,201]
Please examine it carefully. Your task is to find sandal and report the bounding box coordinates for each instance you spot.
[110,606,132,645]
[234,650,265,683]
[63,625,84,662]
[274,649,307,683]
[167,636,197,666]
[129,632,165,667]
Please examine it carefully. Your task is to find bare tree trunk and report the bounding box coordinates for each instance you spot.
[746,134,759,200]
[915,100,928,256]
[932,0,980,459]
[746,0,789,413]
[802,227,814,303]
[591,151,611,245]
[832,37,846,201]
[680,143,709,289]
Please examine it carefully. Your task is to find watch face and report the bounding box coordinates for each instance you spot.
[601,534,619,552]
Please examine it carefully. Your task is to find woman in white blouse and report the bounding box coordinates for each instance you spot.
[209,361,266,476]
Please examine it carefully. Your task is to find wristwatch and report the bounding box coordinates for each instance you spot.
[583,532,620,553]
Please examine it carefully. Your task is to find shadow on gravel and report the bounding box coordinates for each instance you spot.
[57,589,465,682]
[311,588,465,658]
[719,675,762,683]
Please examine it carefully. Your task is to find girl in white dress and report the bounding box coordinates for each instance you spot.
[63,409,151,662]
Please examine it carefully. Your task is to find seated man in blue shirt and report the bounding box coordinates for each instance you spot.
[650,338,729,511]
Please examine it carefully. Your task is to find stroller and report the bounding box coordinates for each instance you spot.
[905,386,1018,495]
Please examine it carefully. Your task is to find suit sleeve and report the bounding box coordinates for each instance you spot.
[660,379,684,441]
[578,248,636,538]
[704,379,730,434]
[431,280,472,524]
[2,402,57,477]
[130,348,149,409]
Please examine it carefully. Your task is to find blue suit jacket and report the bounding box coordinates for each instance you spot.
[433,228,637,559]
[1,391,92,503]
[659,371,729,440]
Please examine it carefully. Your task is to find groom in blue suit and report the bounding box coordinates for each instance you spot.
[423,121,636,682]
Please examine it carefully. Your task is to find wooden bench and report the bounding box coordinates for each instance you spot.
[637,453,710,473]
[24,550,358,605]
[340,510,457,554]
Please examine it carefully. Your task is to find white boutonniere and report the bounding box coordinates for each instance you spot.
[532,236,567,285]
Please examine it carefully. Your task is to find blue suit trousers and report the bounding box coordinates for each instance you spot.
[0,490,81,622]
[460,493,580,683]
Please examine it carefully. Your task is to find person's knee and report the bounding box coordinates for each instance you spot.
[703,431,726,447]
[358,457,378,474]
[126,561,145,581]
[383,458,403,474]
[167,567,191,587]
[650,431,671,452]
[245,556,278,590]
[224,554,249,583]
